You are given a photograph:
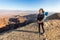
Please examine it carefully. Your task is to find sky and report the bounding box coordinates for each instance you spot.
[0,0,60,12]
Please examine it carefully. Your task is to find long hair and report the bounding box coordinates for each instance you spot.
[39,8,44,13]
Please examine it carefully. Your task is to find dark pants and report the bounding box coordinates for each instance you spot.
[38,22,45,34]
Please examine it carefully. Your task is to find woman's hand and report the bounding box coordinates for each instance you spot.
[37,20,40,23]
[40,20,44,23]
[37,20,44,23]
[37,20,42,23]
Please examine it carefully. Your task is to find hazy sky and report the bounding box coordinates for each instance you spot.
[0,0,60,12]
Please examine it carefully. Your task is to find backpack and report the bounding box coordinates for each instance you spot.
[44,12,48,21]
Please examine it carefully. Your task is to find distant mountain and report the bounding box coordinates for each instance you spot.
[47,13,60,20]
[0,10,38,16]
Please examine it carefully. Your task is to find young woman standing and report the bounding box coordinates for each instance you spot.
[37,8,45,35]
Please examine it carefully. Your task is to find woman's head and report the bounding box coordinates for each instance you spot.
[39,8,44,14]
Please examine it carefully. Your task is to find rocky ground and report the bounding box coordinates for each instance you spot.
[0,19,60,40]
[0,13,60,40]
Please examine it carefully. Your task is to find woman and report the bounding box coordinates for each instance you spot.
[37,8,45,35]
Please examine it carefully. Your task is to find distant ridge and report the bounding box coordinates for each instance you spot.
[47,13,60,20]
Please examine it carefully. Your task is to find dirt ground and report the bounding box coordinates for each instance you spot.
[0,20,60,40]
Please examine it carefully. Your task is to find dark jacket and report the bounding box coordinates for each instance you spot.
[37,14,44,21]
